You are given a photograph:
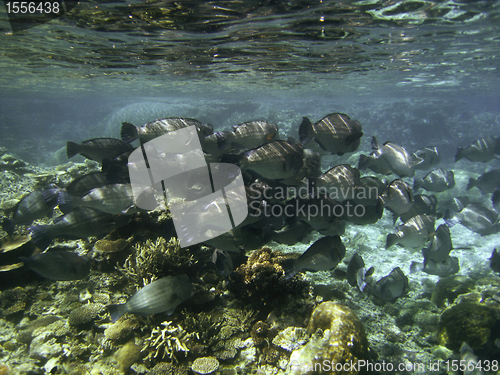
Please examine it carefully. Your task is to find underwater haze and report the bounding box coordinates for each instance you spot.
[1,0,500,374]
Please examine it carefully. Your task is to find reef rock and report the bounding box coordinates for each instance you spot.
[288,301,371,375]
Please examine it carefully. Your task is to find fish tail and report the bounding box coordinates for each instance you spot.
[107,304,127,322]
[57,190,80,214]
[29,225,53,250]
[466,178,476,191]
[409,261,424,273]
[1,218,16,237]
[371,136,379,150]
[298,117,313,145]
[121,122,139,143]
[455,147,464,162]
[386,234,398,248]
[443,209,459,227]
[66,141,81,159]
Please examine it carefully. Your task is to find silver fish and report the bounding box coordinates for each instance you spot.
[400,194,438,223]
[66,138,133,163]
[362,137,416,177]
[445,203,500,235]
[347,253,372,291]
[412,146,441,170]
[29,207,131,250]
[121,117,213,143]
[386,214,435,249]
[466,169,500,193]
[413,169,455,192]
[380,179,414,221]
[315,164,361,201]
[410,256,459,277]
[455,136,500,162]
[20,251,91,281]
[107,275,193,322]
[422,224,452,263]
[299,113,363,155]
[211,249,234,278]
[281,148,322,186]
[371,267,408,302]
[284,235,346,279]
[437,196,470,217]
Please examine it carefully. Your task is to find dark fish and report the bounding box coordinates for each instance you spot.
[380,179,413,221]
[342,199,384,225]
[346,253,373,291]
[412,146,441,170]
[121,118,212,143]
[299,113,363,155]
[211,249,233,278]
[489,248,500,273]
[455,136,500,162]
[2,184,60,236]
[493,189,500,211]
[410,256,459,277]
[371,267,408,302]
[444,203,500,235]
[422,224,452,263]
[466,169,500,193]
[437,196,470,217]
[67,138,133,163]
[57,183,155,215]
[362,137,416,177]
[400,194,438,223]
[315,164,361,201]
[270,222,313,245]
[20,251,91,281]
[352,176,387,206]
[29,207,131,250]
[222,140,303,180]
[294,196,346,236]
[386,214,435,249]
[281,148,322,186]
[358,153,393,175]
[284,235,346,279]
[413,169,455,192]
[204,121,279,154]
[107,275,193,322]
[64,172,111,197]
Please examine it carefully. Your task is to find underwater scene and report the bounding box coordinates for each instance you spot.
[1,0,500,374]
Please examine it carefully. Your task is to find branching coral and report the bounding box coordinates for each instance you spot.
[142,321,198,363]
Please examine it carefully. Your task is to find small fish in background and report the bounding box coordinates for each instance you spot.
[437,196,470,218]
[371,267,409,302]
[2,184,60,236]
[400,194,438,223]
[466,169,500,193]
[412,146,441,170]
[314,164,361,201]
[66,138,134,164]
[346,253,374,291]
[445,203,500,236]
[489,248,500,273]
[284,235,346,279]
[57,183,155,215]
[455,136,500,163]
[203,120,279,155]
[20,251,91,281]
[211,249,234,278]
[120,117,213,143]
[360,137,417,177]
[413,169,455,192]
[379,179,414,223]
[386,214,435,249]
[107,274,194,322]
[459,342,484,375]
[29,207,131,250]
[222,140,304,180]
[410,256,460,277]
[299,113,363,155]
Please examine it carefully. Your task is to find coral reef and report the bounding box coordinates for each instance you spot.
[288,301,372,375]
[104,316,140,344]
[272,326,308,352]
[430,276,475,308]
[68,303,106,326]
[115,340,142,372]
[191,356,219,374]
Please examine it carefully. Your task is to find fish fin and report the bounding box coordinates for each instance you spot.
[492,189,500,209]
[386,234,398,249]
[107,304,127,323]
[443,209,459,227]
[66,141,81,159]
[121,122,139,143]
[40,187,60,207]
[298,117,313,145]
[283,153,299,173]
[466,178,476,191]
[413,179,422,191]
[345,132,363,145]
[220,153,244,166]
[371,136,379,151]
[358,154,369,170]
[410,261,424,273]
[57,190,79,214]
[1,218,16,237]
[455,147,464,162]
[357,267,367,291]
[283,258,297,279]
[314,139,329,151]
[29,225,53,250]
